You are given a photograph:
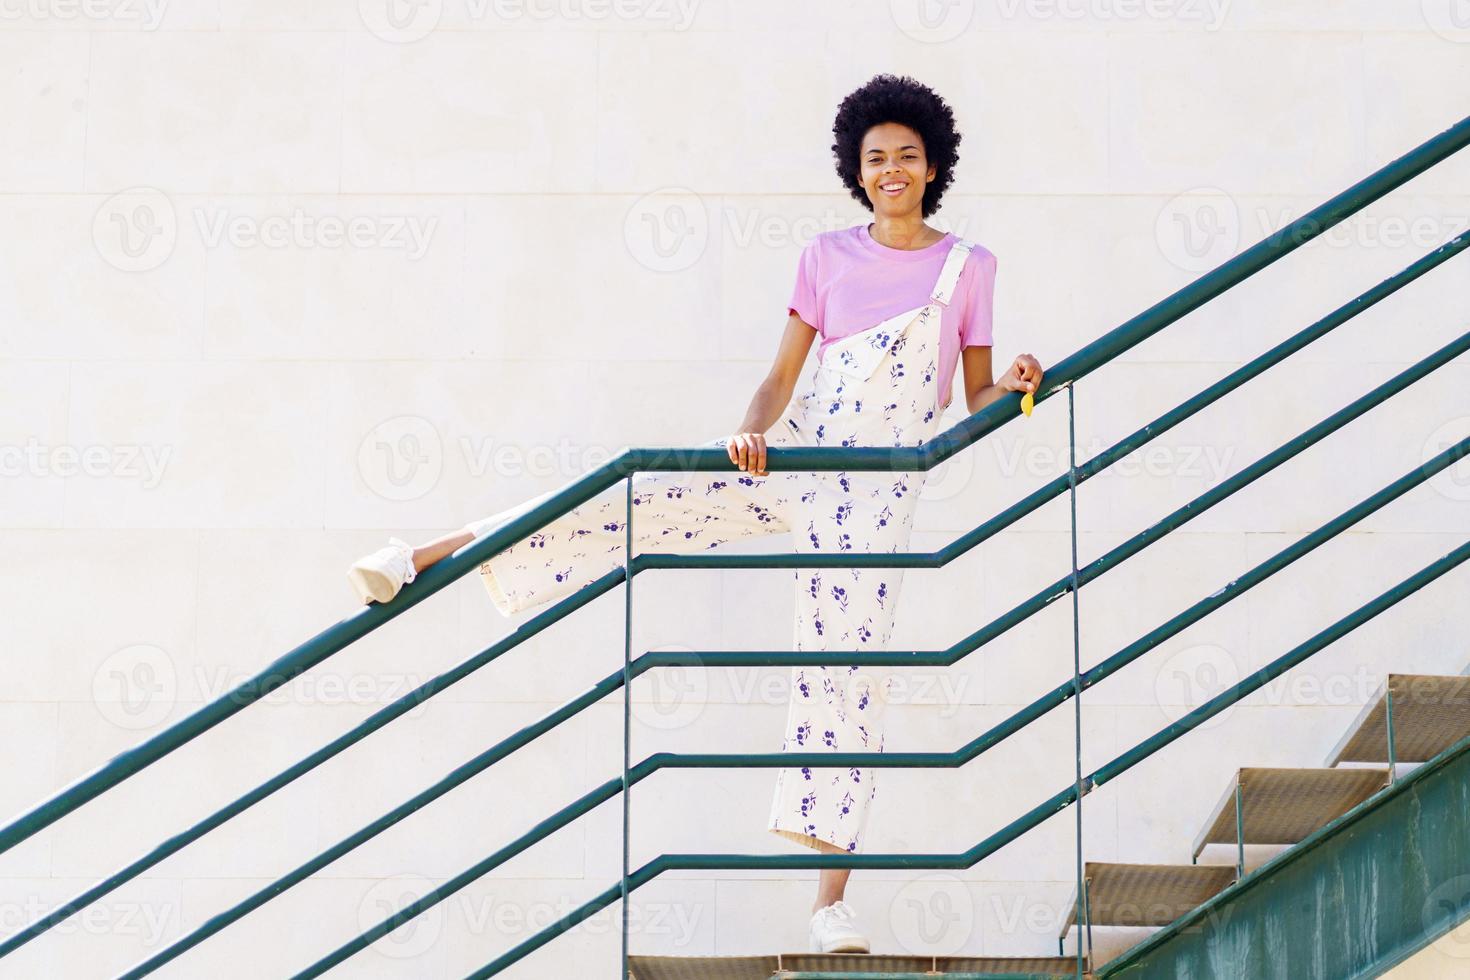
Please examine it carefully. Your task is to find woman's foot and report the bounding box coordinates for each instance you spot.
[808,900,870,954]
[346,538,417,604]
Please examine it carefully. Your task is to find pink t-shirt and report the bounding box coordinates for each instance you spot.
[787,223,997,410]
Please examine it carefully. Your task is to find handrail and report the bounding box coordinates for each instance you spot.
[464,536,1470,978]
[129,423,1469,977]
[300,433,1470,978]
[3,112,1465,976]
[7,225,1463,959]
[1,112,1464,864]
[31,299,1458,975]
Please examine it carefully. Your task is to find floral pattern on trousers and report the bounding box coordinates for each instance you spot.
[466,238,977,854]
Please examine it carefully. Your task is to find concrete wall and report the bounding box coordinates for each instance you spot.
[1,1,1468,976]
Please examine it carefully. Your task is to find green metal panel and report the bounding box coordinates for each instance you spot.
[1097,733,1470,980]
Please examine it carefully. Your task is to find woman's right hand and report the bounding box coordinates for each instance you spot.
[726,431,769,477]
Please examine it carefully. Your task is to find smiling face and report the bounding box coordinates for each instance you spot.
[859,122,936,218]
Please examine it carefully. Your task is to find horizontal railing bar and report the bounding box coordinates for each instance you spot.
[4,115,1463,865]
[307,437,1469,979]
[463,537,1470,978]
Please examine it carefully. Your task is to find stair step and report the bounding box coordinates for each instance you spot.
[627,953,1086,979]
[1326,673,1470,766]
[1191,766,1390,860]
[1059,862,1236,936]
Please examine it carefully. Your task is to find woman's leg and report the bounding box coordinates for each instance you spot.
[814,860,852,912]
[408,528,474,574]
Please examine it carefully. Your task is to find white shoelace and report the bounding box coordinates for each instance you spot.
[387,537,417,585]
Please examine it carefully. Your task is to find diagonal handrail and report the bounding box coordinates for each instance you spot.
[4,154,1470,965]
[7,227,1462,957]
[0,112,1464,864]
[121,423,1470,977]
[457,536,1470,979]
[297,433,1470,978]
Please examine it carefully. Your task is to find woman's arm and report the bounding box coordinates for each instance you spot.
[959,345,1044,417]
[728,313,818,476]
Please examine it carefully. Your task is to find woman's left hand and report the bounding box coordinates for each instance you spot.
[999,353,1044,395]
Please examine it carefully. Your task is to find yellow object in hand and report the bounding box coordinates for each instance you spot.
[1020,390,1035,417]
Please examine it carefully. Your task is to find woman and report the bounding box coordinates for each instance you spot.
[346,73,1042,954]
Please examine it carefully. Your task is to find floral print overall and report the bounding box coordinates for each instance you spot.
[467,237,977,854]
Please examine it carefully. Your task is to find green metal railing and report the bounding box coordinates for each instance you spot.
[2,113,1468,978]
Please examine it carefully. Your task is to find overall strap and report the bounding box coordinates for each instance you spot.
[929,238,975,308]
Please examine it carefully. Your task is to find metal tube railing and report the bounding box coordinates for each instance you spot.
[110,334,1470,977]
[284,432,1467,978]
[463,536,1470,978]
[3,113,1463,866]
[14,228,1464,962]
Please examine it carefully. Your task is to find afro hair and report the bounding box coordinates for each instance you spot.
[830,73,962,219]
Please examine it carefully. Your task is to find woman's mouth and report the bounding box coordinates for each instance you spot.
[878,180,908,197]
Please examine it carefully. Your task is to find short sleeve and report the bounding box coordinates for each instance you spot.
[960,249,997,348]
[786,239,820,332]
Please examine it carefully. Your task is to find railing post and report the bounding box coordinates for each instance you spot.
[623,474,634,977]
[1066,382,1087,978]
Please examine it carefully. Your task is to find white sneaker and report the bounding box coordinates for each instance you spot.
[808,900,870,954]
[346,537,417,604]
